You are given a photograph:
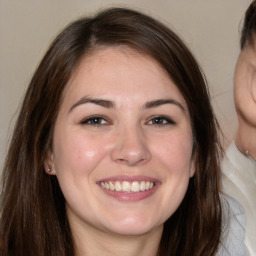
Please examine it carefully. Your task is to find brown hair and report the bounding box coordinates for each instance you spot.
[240,0,256,49]
[0,7,222,256]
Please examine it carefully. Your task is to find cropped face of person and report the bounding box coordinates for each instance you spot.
[46,46,195,237]
[234,44,256,125]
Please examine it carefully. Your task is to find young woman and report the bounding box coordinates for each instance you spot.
[0,7,245,256]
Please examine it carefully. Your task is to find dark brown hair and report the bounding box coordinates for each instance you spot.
[240,0,256,49]
[0,7,222,256]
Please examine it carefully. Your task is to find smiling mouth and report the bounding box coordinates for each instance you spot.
[100,181,156,193]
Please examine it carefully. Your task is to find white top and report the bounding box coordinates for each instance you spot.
[221,141,256,256]
[217,194,246,256]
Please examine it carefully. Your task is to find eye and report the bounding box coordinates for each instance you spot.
[147,115,175,125]
[80,115,110,126]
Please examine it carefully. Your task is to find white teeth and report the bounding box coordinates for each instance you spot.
[131,181,140,192]
[100,181,155,192]
[100,182,105,188]
[115,181,122,191]
[140,181,146,191]
[109,181,115,191]
[145,181,150,190]
[122,181,131,192]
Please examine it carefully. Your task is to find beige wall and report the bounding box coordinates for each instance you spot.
[0,0,251,169]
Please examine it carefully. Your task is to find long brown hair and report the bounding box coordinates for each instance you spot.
[0,7,222,256]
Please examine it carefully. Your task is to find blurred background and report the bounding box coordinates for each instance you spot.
[0,0,252,170]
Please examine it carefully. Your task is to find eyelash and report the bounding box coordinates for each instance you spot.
[80,115,175,127]
[147,115,175,126]
[80,115,110,126]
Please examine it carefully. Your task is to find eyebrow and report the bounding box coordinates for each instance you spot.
[69,96,115,112]
[143,99,185,112]
[69,97,185,112]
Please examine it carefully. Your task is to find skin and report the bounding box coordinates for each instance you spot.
[45,46,195,256]
[234,43,256,160]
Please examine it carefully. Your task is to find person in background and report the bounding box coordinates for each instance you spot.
[0,7,245,256]
[222,1,256,255]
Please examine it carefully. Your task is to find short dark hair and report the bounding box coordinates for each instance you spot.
[0,7,222,256]
[240,0,256,49]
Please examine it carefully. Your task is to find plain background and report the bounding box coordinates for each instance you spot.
[0,0,252,170]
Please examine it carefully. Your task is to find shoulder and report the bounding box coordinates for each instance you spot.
[216,193,246,256]
[221,193,245,219]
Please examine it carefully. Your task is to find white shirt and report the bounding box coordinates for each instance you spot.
[222,141,256,256]
[217,194,246,256]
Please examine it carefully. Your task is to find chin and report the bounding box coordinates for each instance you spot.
[107,224,158,236]
[102,214,163,236]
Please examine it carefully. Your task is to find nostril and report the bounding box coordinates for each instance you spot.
[111,147,151,166]
[114,150,151,166]
[110,130,151,166]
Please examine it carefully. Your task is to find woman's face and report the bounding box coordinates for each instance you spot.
[47,47,195,237]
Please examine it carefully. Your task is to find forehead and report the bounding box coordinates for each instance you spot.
[67,45,170,88]
[60,46,187,110]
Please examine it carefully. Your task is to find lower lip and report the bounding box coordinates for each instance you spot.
[99,184,159,202]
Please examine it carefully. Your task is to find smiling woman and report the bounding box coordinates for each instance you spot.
[49,47,194,241]
[0,7,245,256]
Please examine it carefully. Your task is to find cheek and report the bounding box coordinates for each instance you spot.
[52,131,110,176]
[235,75,256,125]
[151,132,193,221]
[154,132,193,171]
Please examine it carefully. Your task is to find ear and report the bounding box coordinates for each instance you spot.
[44,152,56,175]
[189,149,197,178]
[252,76,256,102]
[189,159,196,178]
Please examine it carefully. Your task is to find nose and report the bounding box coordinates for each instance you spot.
[110,126,151,166]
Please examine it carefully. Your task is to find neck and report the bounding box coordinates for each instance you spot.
[72,221,163,256]
[235,120,256,161]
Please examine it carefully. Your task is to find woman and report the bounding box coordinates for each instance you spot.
[0,7,244,256]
